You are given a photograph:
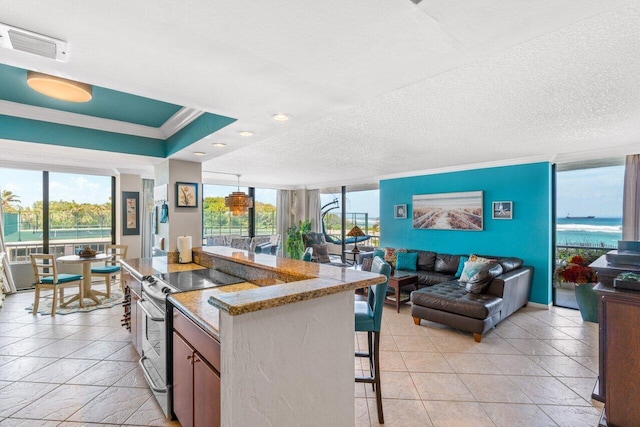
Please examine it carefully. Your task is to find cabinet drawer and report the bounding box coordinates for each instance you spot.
[173,308,221,372]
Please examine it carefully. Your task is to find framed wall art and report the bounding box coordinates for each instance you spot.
[175,182,198,208]
[394,204,408,219]
[122,191,140,236]
[412,191,483,231]
[492,201,513,220]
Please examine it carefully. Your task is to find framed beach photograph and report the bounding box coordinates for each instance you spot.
[175,182,198,208]
[412,191,483,231]
[492,201,513,219]
[122,191,139,235]
[394,204,408,219]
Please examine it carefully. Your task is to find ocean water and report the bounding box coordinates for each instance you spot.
[556,217,622,248]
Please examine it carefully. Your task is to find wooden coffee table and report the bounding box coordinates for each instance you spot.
[386,273,419,312]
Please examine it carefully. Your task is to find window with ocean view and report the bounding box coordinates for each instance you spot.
[556,165,624,249]
[555,163,624,309]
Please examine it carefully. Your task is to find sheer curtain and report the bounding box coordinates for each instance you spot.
[307,189,321,233]
[623,154,640,241]
[0,201,16,294]
[276,190,292,256]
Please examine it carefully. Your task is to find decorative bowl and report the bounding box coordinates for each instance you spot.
[78,247,97,258]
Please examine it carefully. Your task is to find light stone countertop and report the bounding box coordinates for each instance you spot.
[123,248,385,336]
[191,246,386,316]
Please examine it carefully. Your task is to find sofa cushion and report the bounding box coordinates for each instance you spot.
[361,257,373,271]
[312,244,331,263]
[454,255,470,279]
[373,248,385,259]
[416,271,456,287]
[383,247,397,266]
[384,247,407,268]
[411,283,503,320]
[396,252,418,271]
[434,254,460,274]
[459,260,490,282]
[497,257,524,273]
[415,250,437,271]
[465,262,504,294]
[469,254,493,263]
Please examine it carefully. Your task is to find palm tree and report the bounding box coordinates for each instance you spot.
[1,190,21,212]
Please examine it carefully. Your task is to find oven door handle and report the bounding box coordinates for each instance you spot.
[137,299,165,322]
[139,355,168,393]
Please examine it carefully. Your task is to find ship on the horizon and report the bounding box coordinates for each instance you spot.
[566,214,595,219]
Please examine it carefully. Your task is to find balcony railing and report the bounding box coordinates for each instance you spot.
[5,239,110,264]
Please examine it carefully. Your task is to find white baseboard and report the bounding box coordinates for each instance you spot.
[527,301,553,310]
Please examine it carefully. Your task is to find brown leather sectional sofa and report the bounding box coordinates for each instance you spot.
[391,250,532,342]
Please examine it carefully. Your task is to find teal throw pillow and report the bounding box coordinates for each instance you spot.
[373,248,385,259]
[454,255,469,279]
[395,251,418,271]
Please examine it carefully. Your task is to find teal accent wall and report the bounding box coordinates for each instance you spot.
[0,63,182,127]
[165,113,237,156]
[380,162,552,305]
[0,115,165,157]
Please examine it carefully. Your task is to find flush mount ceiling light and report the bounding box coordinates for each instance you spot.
[225,174,253,216]
[27,71,92,102]
[193,151,206,156]
[238,131,253,137]
[271,113,290,122]
[212,143,226,148]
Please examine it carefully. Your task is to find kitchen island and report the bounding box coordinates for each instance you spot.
[126,246,386,426]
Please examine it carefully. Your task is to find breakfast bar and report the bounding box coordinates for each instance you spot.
[123,246,386,426]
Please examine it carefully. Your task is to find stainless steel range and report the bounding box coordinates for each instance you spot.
[138,269,244,418]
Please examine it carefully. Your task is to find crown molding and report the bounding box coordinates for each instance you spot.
[160,107,204,138]
[0,99,164,139]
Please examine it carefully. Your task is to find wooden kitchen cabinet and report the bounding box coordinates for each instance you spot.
[172,307,221,427]
[595,283,640,426]
[122,267,143,355]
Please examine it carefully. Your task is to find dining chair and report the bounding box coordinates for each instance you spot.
[91,244,128,297]
[355,256,390,424]
[30,254,83,316]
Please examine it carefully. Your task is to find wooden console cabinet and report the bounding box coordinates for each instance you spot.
[595,283,640,426]
[172,307,221,427]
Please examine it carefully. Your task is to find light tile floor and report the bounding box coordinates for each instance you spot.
[0,287,179,427]
[356,302,603,426]
[1,289,603,426]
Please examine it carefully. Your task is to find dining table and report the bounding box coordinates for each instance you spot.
[57,253,111,306]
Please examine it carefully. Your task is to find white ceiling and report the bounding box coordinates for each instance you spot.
[1,0,639,189]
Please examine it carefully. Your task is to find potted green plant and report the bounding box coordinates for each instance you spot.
[556,255,599,322]
[285,219,311,259]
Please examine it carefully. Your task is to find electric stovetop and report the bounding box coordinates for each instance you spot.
[157,268,245,292]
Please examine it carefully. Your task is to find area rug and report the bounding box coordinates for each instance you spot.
[25,288,124,315]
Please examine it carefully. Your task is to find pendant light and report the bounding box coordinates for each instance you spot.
[225,174,253,216]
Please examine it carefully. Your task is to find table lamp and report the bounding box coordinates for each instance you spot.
[347,225,365,253]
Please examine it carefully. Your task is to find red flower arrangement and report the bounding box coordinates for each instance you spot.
[556,255,598,284]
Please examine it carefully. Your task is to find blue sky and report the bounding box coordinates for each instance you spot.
[556,165,624,218]
[0,169,111,207]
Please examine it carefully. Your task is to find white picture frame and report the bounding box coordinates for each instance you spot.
[412,191,483,230]
[394,204,407,219]
[492,201,513,220]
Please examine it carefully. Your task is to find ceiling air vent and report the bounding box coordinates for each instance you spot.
[0,23,68,62]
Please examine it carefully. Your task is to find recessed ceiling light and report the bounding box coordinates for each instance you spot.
[193,151,206,156]
[238,131,253,137]
[271,113,290,122]
[212,143,226,148]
